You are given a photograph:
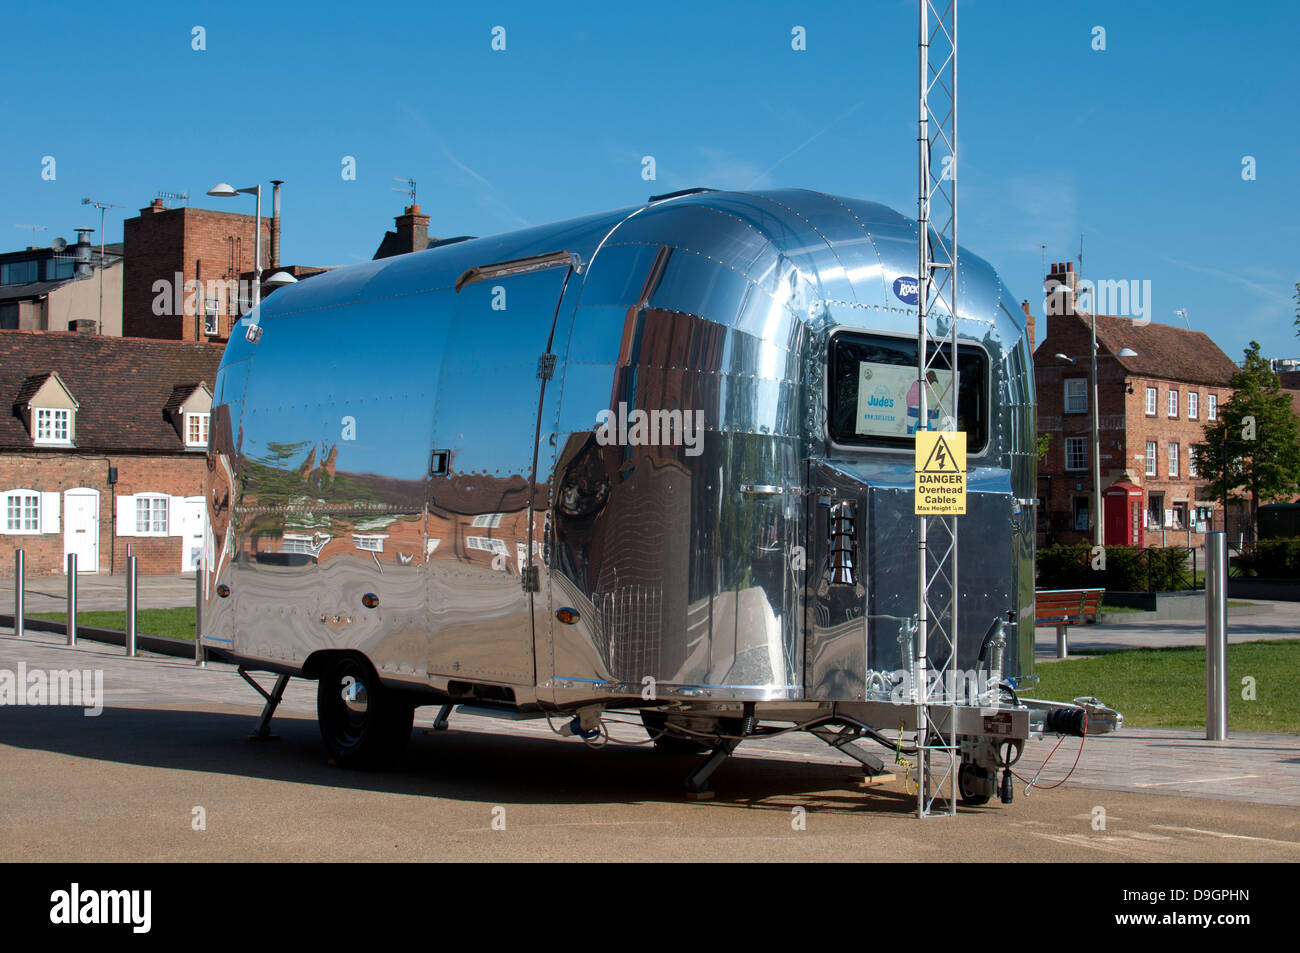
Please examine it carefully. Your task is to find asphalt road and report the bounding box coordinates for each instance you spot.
[2,632,1298,862]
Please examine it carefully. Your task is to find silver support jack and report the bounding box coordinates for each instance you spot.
[239,667,289,741]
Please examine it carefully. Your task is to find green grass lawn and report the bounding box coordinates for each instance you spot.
[31,608,195,641]
[1033,639,1299,734]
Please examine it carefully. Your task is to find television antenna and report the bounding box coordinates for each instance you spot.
[1174,308,1190,329]
[14,224,46,246]
[392,177,417,205]
[157,190,190,206]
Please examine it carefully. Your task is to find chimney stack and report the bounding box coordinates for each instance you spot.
[73,229,94,279]
[1044,260,1079,321]
[394,205,429,254]
[1021,299,1036,350]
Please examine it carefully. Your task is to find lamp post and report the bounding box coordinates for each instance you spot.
[206,182,263,312]
[81,198,123,334]
[1056,343,1139,547]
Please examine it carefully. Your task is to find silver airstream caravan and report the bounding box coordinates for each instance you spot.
[201,188,1117,806]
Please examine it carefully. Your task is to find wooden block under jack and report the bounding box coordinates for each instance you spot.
[859,772,897,787]
[685,789,716,801]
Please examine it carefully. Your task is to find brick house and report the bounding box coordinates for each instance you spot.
[1034,266,1238,548]
[122,197,274,342]
[1,331,223,576]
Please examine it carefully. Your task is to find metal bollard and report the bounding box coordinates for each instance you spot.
[194,559,205,667]
[66,552,77,645]
[14,550,24,638]
[1205,532,1228,740]
[1055,625,1068,660]
[126,555,137,657]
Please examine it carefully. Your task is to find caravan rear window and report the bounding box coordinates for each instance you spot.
[828,332,988,452]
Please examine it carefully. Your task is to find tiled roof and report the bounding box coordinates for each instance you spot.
[1,331,223,452]
[12,372,53,408]
[1041,313,1240,387]
[162,382,204,414]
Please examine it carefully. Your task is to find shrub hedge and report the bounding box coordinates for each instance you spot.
[1235,537,1300,578]
[1036,544,1193,592]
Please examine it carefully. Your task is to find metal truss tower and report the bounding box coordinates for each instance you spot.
[915,0,959,818]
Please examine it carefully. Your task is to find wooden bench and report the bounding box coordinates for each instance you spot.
[1035,588,1105,659]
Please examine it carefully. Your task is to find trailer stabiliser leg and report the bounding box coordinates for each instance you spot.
[807,726,889,780]
[684,738,741,799]
[239,667,289,741]
[432,704,453,731]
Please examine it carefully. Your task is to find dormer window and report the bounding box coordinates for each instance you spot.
[15,371,78,447]
[165,382,213,450]
[35,408,72,445]
[186,412,210,448]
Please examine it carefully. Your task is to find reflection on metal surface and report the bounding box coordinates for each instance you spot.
[204,189,1035,714]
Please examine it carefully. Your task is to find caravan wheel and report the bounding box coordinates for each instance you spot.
[317,656,414,770]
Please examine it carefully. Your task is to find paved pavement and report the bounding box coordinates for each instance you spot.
[1035,599,1300,657]
[1,625,1298,861]
[1,573,197,613]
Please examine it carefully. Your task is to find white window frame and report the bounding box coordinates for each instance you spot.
[465,535,508,555]
[1167,389,1179,418]
[1188,392,1199,420]
[1208,394,1218,420]
[1145,386,1157,416]
[471,513,504,528]
[185,412,210,449]
[134,494,169,536]
[2,490,41,534]
[1064,436,1088,472]
[1064,379,1088,414]
[353,534,387,552]
[34,407,72,446]
[1168,442,1179,478]
[1188,446,1198,478]
[1145,441,1157,477]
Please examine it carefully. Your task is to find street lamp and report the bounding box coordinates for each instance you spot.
[207,182,262,311]
[1056,344,1139,547]
[264,271,298,289]
[81,198,123,334]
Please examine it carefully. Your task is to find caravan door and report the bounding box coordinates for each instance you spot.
[427,254,575,686]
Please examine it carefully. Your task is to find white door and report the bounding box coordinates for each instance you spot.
[181,496,206,572]
[63,488,99,573]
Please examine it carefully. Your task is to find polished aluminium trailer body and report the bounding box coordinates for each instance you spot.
[202,188,1112,801]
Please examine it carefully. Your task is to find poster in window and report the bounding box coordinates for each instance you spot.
[854,363,953,438]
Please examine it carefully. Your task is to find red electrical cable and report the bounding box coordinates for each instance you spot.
[1013,710,1088,790]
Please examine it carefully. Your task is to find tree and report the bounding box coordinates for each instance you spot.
[1194,341,1300,539]
[1036,432,1051,462]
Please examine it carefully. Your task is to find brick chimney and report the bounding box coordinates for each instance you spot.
[1021,299,1035,350]
[394,205,429,252]
[1044,260,1078,319]
[141,197,167,215]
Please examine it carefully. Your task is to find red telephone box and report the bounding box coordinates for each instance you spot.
[1104,482,1145,547]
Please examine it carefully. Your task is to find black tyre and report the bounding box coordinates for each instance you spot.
[641,712,744,755]
[317,656,414,770]
[958,762,993,806]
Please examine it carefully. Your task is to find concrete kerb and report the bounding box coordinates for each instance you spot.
[0,614,195,659]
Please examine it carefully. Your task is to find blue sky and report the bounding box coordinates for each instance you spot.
[3,0,1297,361]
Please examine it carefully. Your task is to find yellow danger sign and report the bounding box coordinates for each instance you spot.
[915,431,966,515]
